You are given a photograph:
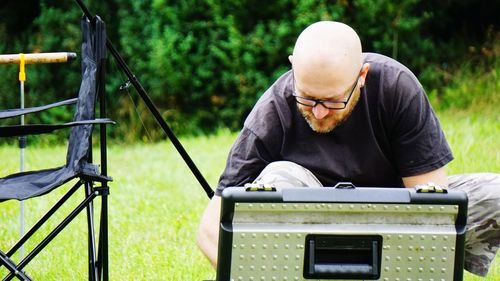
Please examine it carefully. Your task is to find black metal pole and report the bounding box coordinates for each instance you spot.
[97,25,110,281]
[85,182,99,281]
[74,0,214,199]
[6,182,82,257]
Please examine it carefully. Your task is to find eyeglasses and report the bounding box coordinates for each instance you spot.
[292,73,360,110]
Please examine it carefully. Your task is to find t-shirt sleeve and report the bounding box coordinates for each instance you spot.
[215,127,273,196]
[387,71,453,177]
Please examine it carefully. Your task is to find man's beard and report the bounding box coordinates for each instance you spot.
[298,91,360,133]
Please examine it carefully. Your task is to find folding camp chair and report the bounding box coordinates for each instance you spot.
[0,16,113,280]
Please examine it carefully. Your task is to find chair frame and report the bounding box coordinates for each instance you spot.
[0,16,110,281]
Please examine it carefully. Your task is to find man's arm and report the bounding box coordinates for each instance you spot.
[402,166,448,188]
[197,195,222,268]
[197,166,448,268]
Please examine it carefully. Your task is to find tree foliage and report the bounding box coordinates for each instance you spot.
[0,0,498,140]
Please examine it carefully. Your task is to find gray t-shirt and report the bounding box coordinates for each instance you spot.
[216,53,453,195]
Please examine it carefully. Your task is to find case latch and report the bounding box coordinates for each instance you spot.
[416,182,448,193]
[244,183,276,192]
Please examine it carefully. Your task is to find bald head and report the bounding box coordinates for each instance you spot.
[291,21,363,98]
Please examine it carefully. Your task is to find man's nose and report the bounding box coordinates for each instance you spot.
[312,104,330,119]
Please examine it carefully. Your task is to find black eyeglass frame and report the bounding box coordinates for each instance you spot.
[292,71,361,110]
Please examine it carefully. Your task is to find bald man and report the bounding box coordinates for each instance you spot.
[197,21,499,277]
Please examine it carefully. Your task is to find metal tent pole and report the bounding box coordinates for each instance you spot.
[74,0,215,199]
[18,54,27,259]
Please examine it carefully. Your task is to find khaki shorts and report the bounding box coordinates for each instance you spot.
[253,161,500,277]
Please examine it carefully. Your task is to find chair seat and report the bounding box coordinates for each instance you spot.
[0,163,111,201]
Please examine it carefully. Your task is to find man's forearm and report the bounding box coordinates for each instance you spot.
[197,195,222,268]
[402,166,448,188]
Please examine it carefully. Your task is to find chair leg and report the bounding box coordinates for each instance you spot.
[6,182,82,257]
[2,181,108,280]
[85,181,99,281]
[96,185,109,281]
[0,250,33,280]
[3,192,99,281]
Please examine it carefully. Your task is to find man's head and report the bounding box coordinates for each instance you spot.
[289,21,370,133]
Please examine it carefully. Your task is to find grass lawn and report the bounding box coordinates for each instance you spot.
[0,104,498,279]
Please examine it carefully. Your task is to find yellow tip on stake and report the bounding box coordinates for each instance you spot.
[19,53,26,82]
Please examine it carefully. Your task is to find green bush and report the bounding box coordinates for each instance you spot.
[0,0,498,141]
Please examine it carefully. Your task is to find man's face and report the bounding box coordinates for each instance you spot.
[294,77,362,133]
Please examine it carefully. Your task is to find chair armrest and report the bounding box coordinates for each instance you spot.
[0,118,115,137]
[0,98,78,120]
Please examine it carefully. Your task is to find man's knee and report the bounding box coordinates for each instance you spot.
[253,161,323,188]
[449,173,500,276]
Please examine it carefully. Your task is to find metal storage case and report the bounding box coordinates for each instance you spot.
[216,185,467,281]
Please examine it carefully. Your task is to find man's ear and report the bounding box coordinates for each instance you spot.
[288,55,293,64]
[359,63,370,87]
